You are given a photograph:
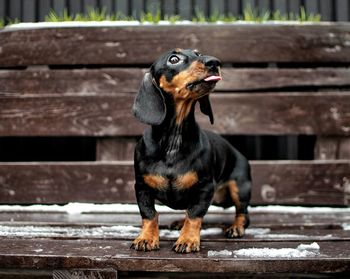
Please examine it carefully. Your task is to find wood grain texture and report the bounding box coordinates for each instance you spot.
[0,238,349,273]
[53,269,117,279]
[1,92,350,136]
[1,68,350,94]
[1,24,350,66]
[0,160,349,205]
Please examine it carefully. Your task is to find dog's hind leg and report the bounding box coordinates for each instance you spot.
[225,179,251,238]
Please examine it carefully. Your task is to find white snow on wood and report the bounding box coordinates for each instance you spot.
[0,203,349,214]
[0,225,222,239]
[254,233,334,240]
[208,242,320,258]
[342,223,350,230]
[4,21,328,30]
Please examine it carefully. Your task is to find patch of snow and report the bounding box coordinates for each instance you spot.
[207,242,320,258]
[297,242,320,251]
[245,228,271,235]
[0,203,350,215]
[208,250,233,257]
[255,233,333,240]
[342,223,350,230]
[0,225,222,239]
[4,20,330,31]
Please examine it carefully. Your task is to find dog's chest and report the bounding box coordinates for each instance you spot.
[143,170,198,192]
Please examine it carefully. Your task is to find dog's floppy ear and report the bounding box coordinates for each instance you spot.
[132,72,166,125]
[199,95,214,125]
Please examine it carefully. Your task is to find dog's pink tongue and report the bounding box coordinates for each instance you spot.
[204,75,222,82]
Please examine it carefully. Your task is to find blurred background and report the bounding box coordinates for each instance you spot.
[0,0,349,23]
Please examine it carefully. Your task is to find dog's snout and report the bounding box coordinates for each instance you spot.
[204,56,221,70]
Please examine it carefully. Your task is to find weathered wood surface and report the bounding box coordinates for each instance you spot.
[53,269,118,279]
[1,68,350,94]
[0,210,349,229]
[1,92,350,136]
[315,136,350,159]
[0,160,349,205]
[0,238,348,274]
[1,24,350,66]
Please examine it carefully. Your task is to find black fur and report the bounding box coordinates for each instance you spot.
[132,48,252,249]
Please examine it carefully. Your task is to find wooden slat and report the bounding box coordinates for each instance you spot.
[1,210,349,230]
[1,92,350,136]
[96,138,138,161]
[1,24,350,66]
[0,238,349,273]
[0,160,349,205]
[1,68,350,94]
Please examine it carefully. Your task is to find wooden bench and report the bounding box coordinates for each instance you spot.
[0,23,350,278]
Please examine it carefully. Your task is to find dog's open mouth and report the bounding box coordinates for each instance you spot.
[187,75,222,90]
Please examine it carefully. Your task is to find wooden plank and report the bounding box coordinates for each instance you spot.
[1,92,350,136]
[9,0,21,21]
[38,0,52,21]
[320,0,333,21]
[53,0,66,16]
[0,238,349,273]
[0,68,146,94]
[0,0,5,19]
[178,0,192,19]
[227,0,240,16]
[315,136,350,160]
[100,0,113,14]
[131,0,144,19]
[96,138,138,161]
[22,0,36,22]
[0,223,349,241]
[0,160,349,205]
[1,24,350,66]
[305,0,318,16]
[2,68,349,94]
[336,0,349,21]
[3,67,349,94]
[68,0,82,16]
[1,209,349,229]
[53,269,117,279]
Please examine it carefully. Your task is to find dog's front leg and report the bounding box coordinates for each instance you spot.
[173,185,214,253]
[131,184,159,251]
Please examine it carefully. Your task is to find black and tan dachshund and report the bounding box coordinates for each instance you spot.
[131,48,251,253]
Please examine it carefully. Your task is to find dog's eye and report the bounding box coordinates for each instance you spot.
[169,55,180,64]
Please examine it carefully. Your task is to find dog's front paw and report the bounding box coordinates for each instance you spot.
[172,236,200,253]
[225,224,245,238]
[131,235,159,252]
[225,214,248,238]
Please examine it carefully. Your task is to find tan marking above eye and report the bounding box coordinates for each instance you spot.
[174,171,198,190]
[143,174,168,190]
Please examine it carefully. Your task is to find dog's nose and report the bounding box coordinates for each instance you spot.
[203,56,221,71]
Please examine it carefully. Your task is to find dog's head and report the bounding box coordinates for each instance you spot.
[133,48,221,126]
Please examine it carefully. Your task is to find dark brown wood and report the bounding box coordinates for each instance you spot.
[96,138,138,161]
[1,68,350,94]
[0,238,349,273]
[0,210,349,230]
[315,137,350,159]
[0,68,145,94]
[216,68,350,91]
[53,269,117,279]
[0,160,349,205]
[314,137,339,159]
[1,92,350,136]
[1,24,350,66]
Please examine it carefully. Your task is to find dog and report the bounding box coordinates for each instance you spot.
[131,48,251,253]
